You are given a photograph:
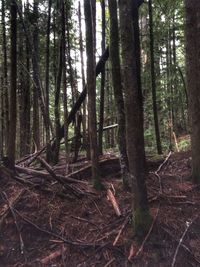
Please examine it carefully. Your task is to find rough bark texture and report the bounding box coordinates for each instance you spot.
[108,0,129,188]
[8,0,17,164]
[84,0,101,189]
[119,0,150,235]
[185,0,200,183]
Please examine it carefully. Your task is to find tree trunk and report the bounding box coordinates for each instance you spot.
[45,0,52,161]
[119,0,151,236]
[148,0,162,154]
[53,39,63,164]
[98,0,106,156]
[2,0,9,154]
[84,0,102,190]
[8,0,17,164]
[185,0,200,183]
[108,0,129,188]
[32,0,40,150]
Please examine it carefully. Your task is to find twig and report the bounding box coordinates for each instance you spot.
[156,151,172,173]
[12,208,108,249]
[1,191,25,255]
[128,204,160,261]
[103,258,115,267]
[171,216,198,267]
[113,215,130,246]
[162,226,200,266]
[39,247,67,265]
[0,189,26,228]
[70,215,100,229]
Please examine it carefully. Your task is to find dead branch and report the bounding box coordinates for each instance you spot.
[1,191,25,256]
[103,258,115,267]
[162,226,200,266]
[113,215,130,246]
[0,189,25,229]
[70,215,100,229]
[40,247,67,265]
[15,165,87,185]
[13,207,109,249]
[107,189,121,217]
[156,151,172,173]
[171,216,199,267]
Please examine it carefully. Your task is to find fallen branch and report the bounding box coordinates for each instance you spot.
[13,208,109,249]
[113,215,130,246]
[1,191,25,255]
[171,216,198,267]
[162,226,200,266]
[107,189,121,217]
[103,258,115,267]
[40,247,67,265]
[0,189,25,229]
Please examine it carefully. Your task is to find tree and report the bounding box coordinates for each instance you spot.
[84,0,102,189]
[185,0,200,183]
[98,0,106,155]
[148,0,162,154]
[108,0,129,187]
[7,0,17,164]
[119,0,151,235]
[32,0,40,150]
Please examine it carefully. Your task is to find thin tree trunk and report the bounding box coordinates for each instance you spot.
[8,0,17,164]
[53,39,63,164]
[148,0,162,154]
[45,0,52,161]
[84,0,102,189]
[32,0,40,150]
[98,0,106,155]
[61,0,69,165]
[108,0,129,187]
[2,0,9,154]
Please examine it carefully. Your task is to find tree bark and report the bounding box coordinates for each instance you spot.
[45,0,52,161]
[185,0,200,183]
[148,0,162,154]
[119,0,150,235]
[2,0,9,154]
[108,0,129,188]
[8,0,17,164]
[84,0,102,189]
[98,0,106,156]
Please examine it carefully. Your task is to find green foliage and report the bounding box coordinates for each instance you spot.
[178,138,191,151]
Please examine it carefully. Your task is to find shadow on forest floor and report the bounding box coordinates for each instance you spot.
[1,150,200,267]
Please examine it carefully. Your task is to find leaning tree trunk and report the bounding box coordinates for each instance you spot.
[185,0,200,183]
[108,0,129,188]
[84,0,102,190]
[8,0,17,164]
[119,0,151,236]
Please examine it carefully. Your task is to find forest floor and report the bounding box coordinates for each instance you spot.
[1,150,200,267]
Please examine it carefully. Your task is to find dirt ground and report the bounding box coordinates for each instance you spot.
[1,151,200,267]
